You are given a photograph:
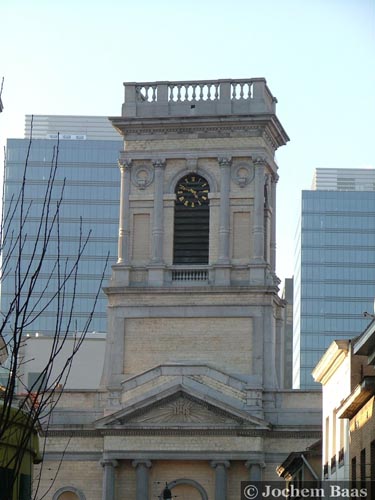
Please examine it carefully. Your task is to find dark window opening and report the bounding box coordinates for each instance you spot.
[173,174,210,265]
[360,448,366,489]
[351,457,356,488]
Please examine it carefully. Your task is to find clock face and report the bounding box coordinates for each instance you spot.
[176,174,209,208]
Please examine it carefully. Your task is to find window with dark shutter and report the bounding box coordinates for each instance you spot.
[173,174,210,265]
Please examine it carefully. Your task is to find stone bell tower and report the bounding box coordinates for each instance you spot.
[101,79,288,391]
[95,79,320,500]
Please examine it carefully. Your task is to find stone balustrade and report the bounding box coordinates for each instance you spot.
[122,78,277,117]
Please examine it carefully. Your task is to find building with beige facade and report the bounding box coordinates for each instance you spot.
[36,78,321,500]
[313,321,375,487]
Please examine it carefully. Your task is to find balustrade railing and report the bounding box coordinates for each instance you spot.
[168,81,220,102]
[172,268,208,282]
[123,78,276,116]
[135,84,158,102]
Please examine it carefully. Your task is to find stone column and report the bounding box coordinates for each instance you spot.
[252,158,266,262]
[270,174,278,272]
[264,174,271,264]
[101,459,118,500]
[211,460,230,500]
[151,159,166,264]
[245,461,265,481]
[118,160,132,265]
[215,157,231,285]
[132,460,152,500]
[218,157,232,263]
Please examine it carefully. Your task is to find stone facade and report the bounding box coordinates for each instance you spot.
[39,79,321,500]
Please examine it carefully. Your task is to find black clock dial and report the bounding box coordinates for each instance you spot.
[176,174,209,208]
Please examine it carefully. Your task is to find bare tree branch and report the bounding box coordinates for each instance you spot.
[0,116,109,499]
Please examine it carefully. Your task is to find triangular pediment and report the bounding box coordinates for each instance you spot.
[96,386,270,430]
[124,392,240,425]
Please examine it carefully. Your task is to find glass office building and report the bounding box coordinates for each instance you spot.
[1,116,122,348]
[293,169,375,389]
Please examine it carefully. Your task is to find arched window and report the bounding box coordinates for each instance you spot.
[173,174,210,264]
[58,493,79,500]
[53,486,85,500]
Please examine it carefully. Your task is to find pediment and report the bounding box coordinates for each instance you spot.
[125,393,239,425]
[96,387,270,430]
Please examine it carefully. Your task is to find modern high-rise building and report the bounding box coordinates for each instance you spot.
[1,116,122,346]
[293,168,375,389]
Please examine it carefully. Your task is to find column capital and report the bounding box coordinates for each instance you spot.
[210,460,230,469]
[132,459,152,469]
[218,156,232,167]
[254,156,267,167]
[152,159,166,169]
[100,458,118,468]
[118,159,132,170]
[245,460,266,469]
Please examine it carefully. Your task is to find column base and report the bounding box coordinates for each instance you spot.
[248,261,267,285]
[213,264,231,285]
[148,265,165,286]
[110,264,131,287]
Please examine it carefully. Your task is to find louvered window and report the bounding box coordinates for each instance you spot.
[173,174,210,264]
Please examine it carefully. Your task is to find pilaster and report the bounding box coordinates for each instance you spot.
[211,460,230,500]
[245,460,265,481]
[214,157,232,286]
[132,459,152,500]
[100,458,118,500]
[149,159,166,286]
[252,157,266,262]
[270,174,278,272]
[118,160,132,265]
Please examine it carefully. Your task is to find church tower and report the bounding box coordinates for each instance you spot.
[102,79,287,390]
[95,79,320,500]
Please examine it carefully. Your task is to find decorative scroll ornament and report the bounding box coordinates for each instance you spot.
[232,162,255,187]
[131,164,154,190]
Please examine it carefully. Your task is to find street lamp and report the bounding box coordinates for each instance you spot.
[162,482,172,500]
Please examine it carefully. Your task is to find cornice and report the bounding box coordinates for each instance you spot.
[312,340,350,385]
[43,427,321,438]
[110,115,289,149]
[103,283,280,296]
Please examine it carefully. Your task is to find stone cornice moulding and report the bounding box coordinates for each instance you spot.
[43,427,321,440]
[110,115,289,149]
[119,148,275,166]
[311,340,350,385]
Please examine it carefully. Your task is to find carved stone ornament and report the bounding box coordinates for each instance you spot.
[232,162,255,187]
[125,395,241,425]
[218,157,232,167]
[131,164,154,190]
[118,159,132,169]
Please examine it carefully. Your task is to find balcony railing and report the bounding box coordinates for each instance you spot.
[171,268,208,282]
[122,78,277,117]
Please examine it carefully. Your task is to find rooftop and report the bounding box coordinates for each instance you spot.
[24,115,122,141]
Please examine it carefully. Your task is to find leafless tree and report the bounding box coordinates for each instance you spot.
[0,117,108,499]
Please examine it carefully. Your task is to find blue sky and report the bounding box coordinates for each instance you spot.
[1,0,374,285]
